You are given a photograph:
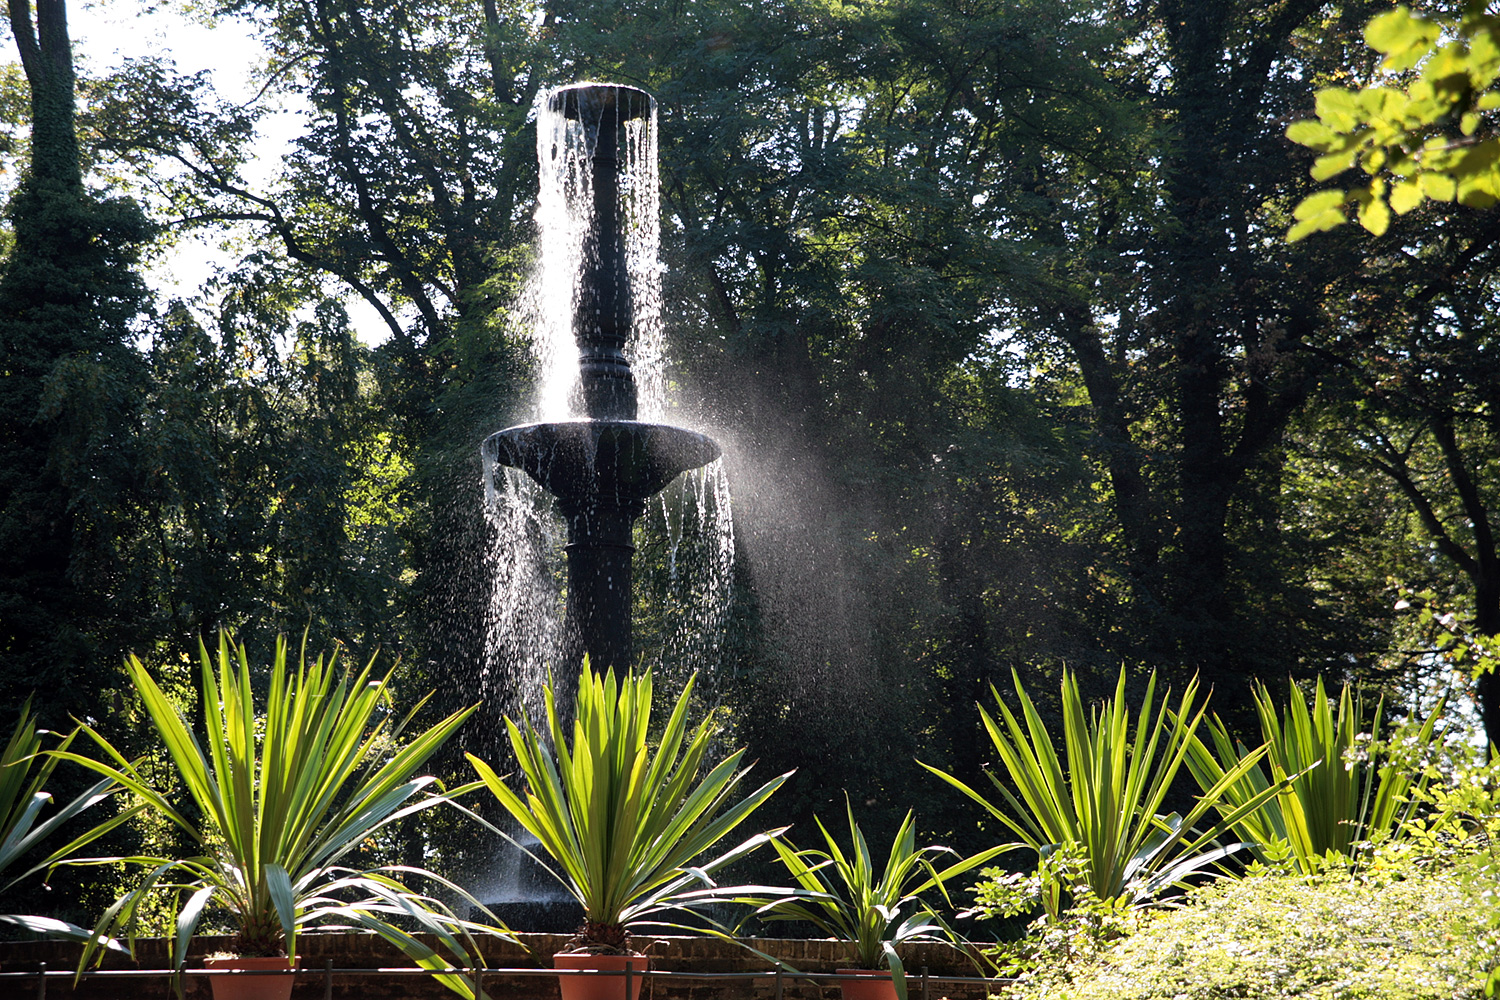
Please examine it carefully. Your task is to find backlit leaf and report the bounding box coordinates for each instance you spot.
[1366,7,1433,53]
[1312,149,1358,181]
[1294,189,1347,219]
[1389,179,1424,214]
[1420,172,1457,201]
[1357,191,1391,235]
[1458,171,1500,207]
[1368,8,1440,70]
[1315,89,1363,132]
[1286,119,1334,148]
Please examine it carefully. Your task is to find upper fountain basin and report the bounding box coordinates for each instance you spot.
[484,420,721,507]
[548,82,654,124]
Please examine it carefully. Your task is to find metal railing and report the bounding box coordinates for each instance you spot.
[2,960,1013,998]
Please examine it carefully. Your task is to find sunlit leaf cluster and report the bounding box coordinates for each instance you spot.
[1287,2,1500,239]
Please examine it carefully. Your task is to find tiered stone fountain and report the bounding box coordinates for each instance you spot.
[478,80,722,933]
[482,82,720,690]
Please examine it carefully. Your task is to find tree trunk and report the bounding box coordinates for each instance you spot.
[8,0,80,191]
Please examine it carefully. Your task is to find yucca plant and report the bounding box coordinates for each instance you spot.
[735,802,1013,1000]
[0,699,137,942]
[467,665,791,953]
[58,632,482,988]
[922,668,1285,912]
[1183,676,1444,873]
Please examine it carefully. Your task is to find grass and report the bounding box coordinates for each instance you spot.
[998,855,1497,1000]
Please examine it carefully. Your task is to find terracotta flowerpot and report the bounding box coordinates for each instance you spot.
[554,952,650,1000]
[203,955,298,1000]
[836,968,899,1000]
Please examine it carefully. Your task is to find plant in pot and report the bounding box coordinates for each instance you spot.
[921,668,1288,917]
[465,664,792,1000]
[0,698,139,942]
[57,632,485,1000]
[734,802,1013,1000]
[1182,675,1445,873]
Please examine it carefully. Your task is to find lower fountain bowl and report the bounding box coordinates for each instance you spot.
[483,420,721,505]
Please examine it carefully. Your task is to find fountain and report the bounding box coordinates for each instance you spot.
[476,80,725,932]
[482,82,720,695]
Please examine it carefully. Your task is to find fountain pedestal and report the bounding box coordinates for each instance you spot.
[484,83,720,675]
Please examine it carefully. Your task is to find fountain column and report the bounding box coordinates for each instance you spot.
[570,84,642,424]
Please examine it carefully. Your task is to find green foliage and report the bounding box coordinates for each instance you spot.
[124,277,412,656]
[0,700,137,942]
[1287,1,1500,238]
[468,665,791,951]
[59,633,478,984]
[966,843,1141,974]
[1184,677,1444,873]
[734,802,1010,997]
[998,854,1498,1000]
[1403,744,1500,854]
[992,733,1500,998]
[923,669,1283,912]
[1400,591,1500,710]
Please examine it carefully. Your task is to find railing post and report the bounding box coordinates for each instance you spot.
[624,960,634,998]
[921,965,929,1000]
[323,956,333,1000]
[774,965,784,1000]
[34,961,44,1000]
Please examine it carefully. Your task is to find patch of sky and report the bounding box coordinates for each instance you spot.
[70,1,391,346]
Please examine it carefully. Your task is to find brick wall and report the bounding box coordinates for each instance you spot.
[0,933,1003,999]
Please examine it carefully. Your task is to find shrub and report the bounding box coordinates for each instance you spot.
[999,856,1496,1000]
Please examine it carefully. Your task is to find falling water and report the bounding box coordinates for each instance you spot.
[477,86,735,742]
[529,86,666,422]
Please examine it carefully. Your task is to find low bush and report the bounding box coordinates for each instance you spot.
[973,729,1500,1000]
[993,854,1495,1000]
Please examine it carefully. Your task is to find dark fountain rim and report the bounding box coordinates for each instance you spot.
[483,420,723,486]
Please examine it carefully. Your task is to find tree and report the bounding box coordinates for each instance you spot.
[0,0,153,726]
[1283,0,1500,747]
[82,0,542,771]
[644,0,1413,733]
[121,269,411,661]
